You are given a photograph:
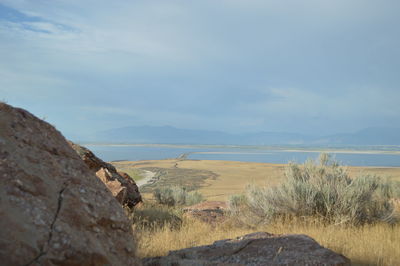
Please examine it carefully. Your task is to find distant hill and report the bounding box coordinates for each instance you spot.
[81,126,400,146]
[315,127,400,145]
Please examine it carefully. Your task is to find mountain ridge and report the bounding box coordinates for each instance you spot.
[77,125,400,146]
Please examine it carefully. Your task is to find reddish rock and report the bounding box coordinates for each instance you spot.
[143,232,350,266]
[0,103,139,265]
[183,201,228,226]
[184,201,228,211]
[97,168,128,203]
[68,142,142,207]
[119,171,142,205]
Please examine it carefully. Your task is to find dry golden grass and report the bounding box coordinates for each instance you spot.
[128,159,400,265]
[134,218,247,258]
[180,160,286,201]
[265,220,400,266]
[114,159,178,169]
[119,159,400,201]
[347,166,400,181]
[135,216,400,266]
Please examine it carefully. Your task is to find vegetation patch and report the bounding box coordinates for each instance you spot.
[229,153,398,226]
[153,186,204,207]
[111,164,146,181]
[139,167,218,193]
[134,208,400,265]
[131,155,400,265]
[127,202,183,231]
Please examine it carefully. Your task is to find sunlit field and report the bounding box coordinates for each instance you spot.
[116,159,400,265]
[133,207,400,266]
[114,159,400,201]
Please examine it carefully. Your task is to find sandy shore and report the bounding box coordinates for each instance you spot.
[136,170,156,187]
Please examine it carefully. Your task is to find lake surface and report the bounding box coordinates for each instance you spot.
[84,144,400,167]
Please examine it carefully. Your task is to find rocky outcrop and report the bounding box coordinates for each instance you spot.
[68,142,142,207]
[183,201,227,226]
[0,103,138,265]
[143,232,350,266]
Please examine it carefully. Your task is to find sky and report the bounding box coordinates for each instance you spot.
[1,0,399,139]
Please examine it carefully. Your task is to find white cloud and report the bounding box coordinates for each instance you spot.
[0,0,399,135]
[240,87,400,122]
[0,1,233,63]
[79,106,137,116]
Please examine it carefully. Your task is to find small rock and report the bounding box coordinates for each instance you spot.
[183,201,228,226]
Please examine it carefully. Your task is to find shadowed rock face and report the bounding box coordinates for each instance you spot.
[0,103,138,265]
[68,142,142,207]
[143,232,351,266]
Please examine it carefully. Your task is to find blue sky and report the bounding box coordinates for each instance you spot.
[1,0,399,139]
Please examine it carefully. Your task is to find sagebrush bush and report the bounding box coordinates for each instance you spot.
[185,191,204,206]
[228,194,248,215]
[231,153,397,225]
[389,180,400,199]
[153,186,204,206]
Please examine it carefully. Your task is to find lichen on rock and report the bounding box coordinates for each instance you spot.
[0,103,139,265]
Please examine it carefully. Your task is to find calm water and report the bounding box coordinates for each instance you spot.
[85,145,400,167]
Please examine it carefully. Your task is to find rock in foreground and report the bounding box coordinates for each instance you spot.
[0,103,138,265]
[143,232,350,266]
[68,142,142,207]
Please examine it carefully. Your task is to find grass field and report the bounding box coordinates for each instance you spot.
[134,215,400,266]
[111,162,146,181]
[113,159,400,201]
[116,159,400,265]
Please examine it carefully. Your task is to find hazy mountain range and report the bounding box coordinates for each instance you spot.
[77,126,400,146]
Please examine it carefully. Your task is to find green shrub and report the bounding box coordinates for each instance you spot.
[185,191,204,206]
[153,186,204,206]
[228,194,248,215]
[236,153,397,226]
[389,180,400,199]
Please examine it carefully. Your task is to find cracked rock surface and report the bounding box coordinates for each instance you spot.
[143,232,351,266]
[0,103,138,265]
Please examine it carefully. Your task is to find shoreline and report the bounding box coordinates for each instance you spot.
[82,143,400,155]
[116,159,400,169]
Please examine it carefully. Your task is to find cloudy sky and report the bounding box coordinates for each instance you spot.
[1,0,399,139]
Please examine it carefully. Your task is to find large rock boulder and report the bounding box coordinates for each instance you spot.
[143,232,350,266]
[0,103,138,265]
[68,142,142,207]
